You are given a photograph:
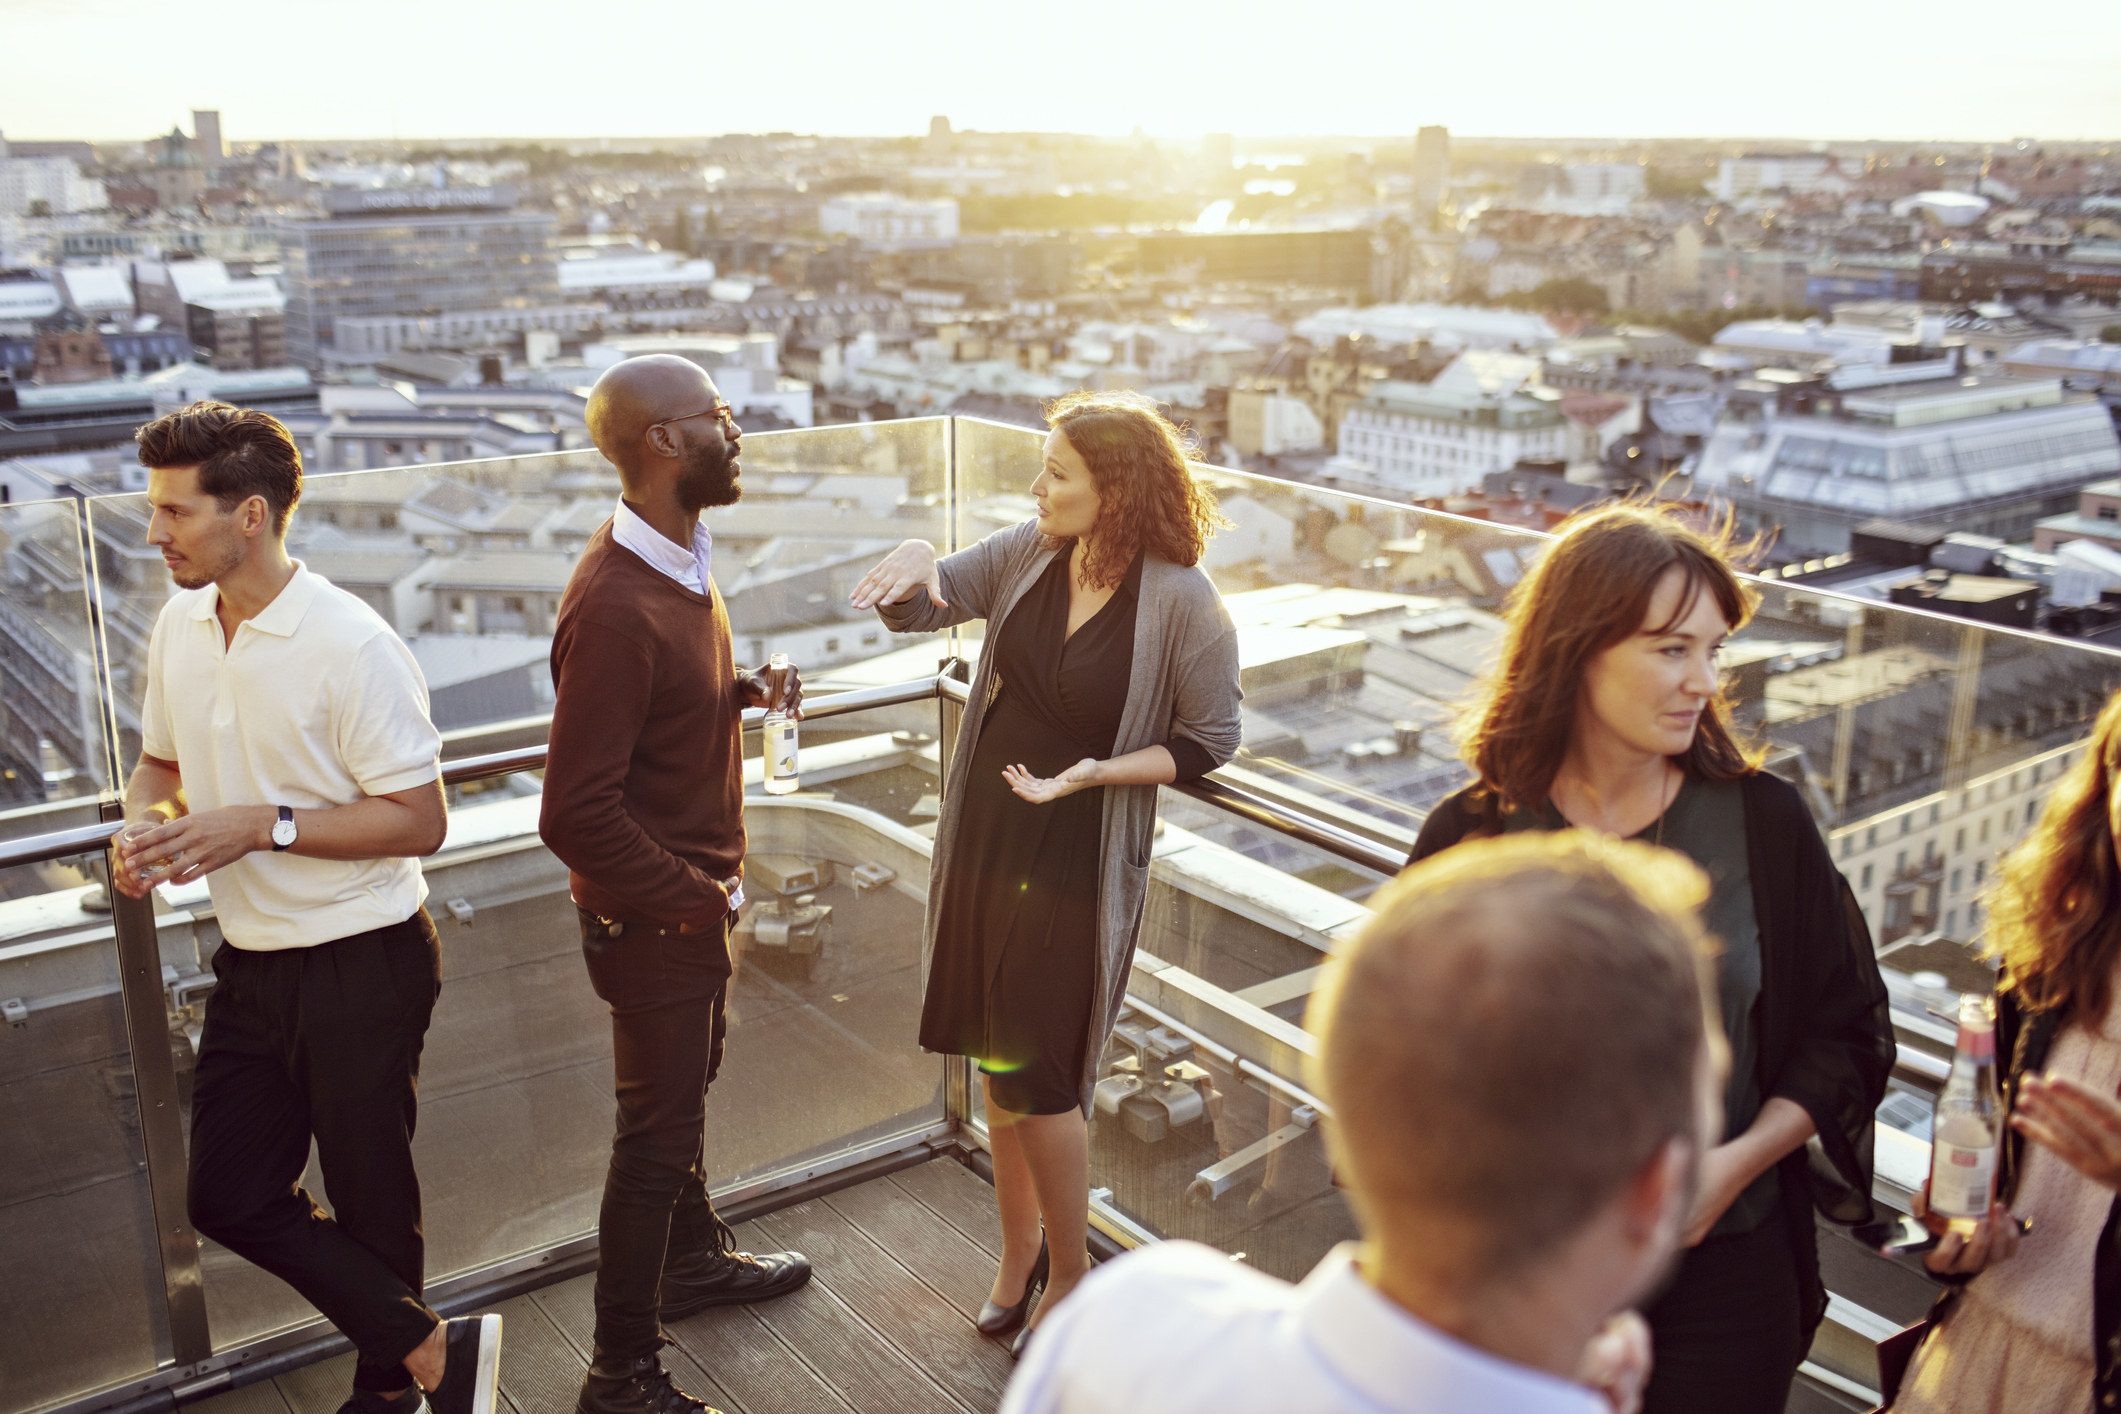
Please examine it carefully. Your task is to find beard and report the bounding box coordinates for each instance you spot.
[675,434,741,514]
[167,530,247,590]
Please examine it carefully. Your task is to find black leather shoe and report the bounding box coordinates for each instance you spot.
[659,1245,813,1321]
[977,1237,1049,1337]
[425,1315,503,1414]
[575,1353,723,1414]
[1011,1321,1037,1362]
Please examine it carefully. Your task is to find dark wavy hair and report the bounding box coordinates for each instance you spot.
[1462,501,1764,812]
[1043,390,1227,590]
[1989,689,2121,1026]
[135,400,304,535]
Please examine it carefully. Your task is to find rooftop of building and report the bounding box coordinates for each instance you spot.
[1359,377,1566,428]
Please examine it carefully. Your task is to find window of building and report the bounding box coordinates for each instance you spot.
[2027,800,2040,825]
[1980,818,1990,844]
[1950,868,1962,892]
[1975,860,1987,885]
[1860,863,1874,890]
[1954,827,1965,853]
[1901,814,1911,836]
[1867,825,1878,848]
[2100,507,2118,522]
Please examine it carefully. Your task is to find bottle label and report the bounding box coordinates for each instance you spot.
[1930,1140,1997,1219]
[771,727,798,779]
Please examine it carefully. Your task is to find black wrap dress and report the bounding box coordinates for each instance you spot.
[919,549,1214,1115]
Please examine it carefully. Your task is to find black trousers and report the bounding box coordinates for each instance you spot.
[1641,1206,1808,1414]
[578,908,733,1361]
[187,911,443,1391]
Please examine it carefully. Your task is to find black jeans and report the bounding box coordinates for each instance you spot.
[579,908,733,1361]
[187,911,442,1391]
[1641,1206,1808,1414]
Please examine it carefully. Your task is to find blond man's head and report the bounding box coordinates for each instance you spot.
[1309,832,1724,1286]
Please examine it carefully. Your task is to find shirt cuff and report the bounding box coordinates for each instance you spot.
[359,764,443,797]
[1164,737,1217,783]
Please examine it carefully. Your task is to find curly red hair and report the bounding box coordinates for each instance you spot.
[1044,390,1227,589]
[1990,689,2121,1026]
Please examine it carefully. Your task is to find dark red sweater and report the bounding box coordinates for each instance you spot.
[540,522,744,927]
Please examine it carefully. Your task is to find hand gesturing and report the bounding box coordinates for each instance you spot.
[1002,759,1099,804]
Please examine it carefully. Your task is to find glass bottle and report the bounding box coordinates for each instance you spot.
[762,653,798,796]
[1928,992,2000,1234]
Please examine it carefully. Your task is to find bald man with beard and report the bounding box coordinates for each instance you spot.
[541,356,811,1414]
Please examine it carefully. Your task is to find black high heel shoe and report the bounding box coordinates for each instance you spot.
[977,1236,1049,1337]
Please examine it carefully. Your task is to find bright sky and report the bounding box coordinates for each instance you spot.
[4,0,2117,145]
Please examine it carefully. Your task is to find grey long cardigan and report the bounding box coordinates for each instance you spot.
[876,518,1244,1114]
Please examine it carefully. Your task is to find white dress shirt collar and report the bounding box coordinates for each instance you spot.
[611,497,712,592]
[1296,1246,1606,1414]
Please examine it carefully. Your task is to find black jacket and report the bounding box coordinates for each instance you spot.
[1411,771,1897,1335]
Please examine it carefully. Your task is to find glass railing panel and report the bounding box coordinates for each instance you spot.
[720,417,954,691]
[1737,583,2121,945]
[0,496,117,844]
[0,854,169,1414]
[84,421,955,767]
[954,425,2121,939]
[947,419,2121,1270]
[147,698,948,1357]
[1075,789,1362,1282]
[945,417,1047,663]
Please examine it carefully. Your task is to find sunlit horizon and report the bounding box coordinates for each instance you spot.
[4,0,2118,147]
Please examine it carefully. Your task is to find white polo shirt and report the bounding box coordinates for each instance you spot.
[139,564,442,950]
[1001,1242,1607,1414]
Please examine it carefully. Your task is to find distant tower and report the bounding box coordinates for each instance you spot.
[1413,125,1450,212]
[928,115,952,142]
[154,126,207,210]
[192,109,224,161]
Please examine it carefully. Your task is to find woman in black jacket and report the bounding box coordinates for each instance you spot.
[1891,688,2121,1412]
[1408,503,1894,1414]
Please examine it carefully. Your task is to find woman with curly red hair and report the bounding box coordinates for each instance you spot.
[851,392,1241,1353]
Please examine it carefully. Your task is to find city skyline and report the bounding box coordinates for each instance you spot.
[3,0,2120,145]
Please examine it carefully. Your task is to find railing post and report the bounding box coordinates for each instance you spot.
[934,667,978,1134]
[100,798,213,1369]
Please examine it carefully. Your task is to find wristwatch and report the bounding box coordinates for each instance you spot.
[270,806,297,851]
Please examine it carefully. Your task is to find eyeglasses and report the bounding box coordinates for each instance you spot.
[651,401,738,437]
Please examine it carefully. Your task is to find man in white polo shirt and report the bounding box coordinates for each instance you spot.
[113,401,500,1414]
[1001,833,1727,1414]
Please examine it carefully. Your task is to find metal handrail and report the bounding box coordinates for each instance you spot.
[0,817,124,871]
[938,669,1406,876]
[1175,777,1405,877]
[0,676,953,870]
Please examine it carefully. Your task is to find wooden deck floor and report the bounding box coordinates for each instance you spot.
[190,1159,1020,1414]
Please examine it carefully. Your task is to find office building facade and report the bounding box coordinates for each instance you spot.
[1330,379,1568,499]
[279,187,560,366]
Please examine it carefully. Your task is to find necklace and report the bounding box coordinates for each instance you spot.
[1555,758,1680,844]
[1652,759,1677,849]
